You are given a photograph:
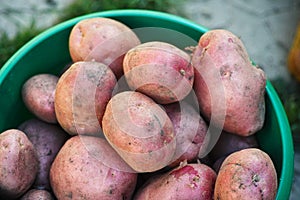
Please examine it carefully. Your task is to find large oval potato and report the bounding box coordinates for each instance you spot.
[55,61,117,136]
[0,129,39,199]
[69,17,141,79]
[50,136,137,200]
[192,29,266,136]
[123,41,194,104]
[102,91,176,172]
[18,118,70,190]
[22,74,58,123]
[134,163,216,200]
[214,148,277,200]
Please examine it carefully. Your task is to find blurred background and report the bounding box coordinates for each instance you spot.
[0,0,299,199]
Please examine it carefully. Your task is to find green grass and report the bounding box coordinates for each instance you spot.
[0,22,44,68]
[271,77,300,142]
[0,0,183,68]
[56,0,184,23]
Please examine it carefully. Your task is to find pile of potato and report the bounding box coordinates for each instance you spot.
[0,17,278,200]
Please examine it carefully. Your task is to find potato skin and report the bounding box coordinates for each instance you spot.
[22,74,58,123]
[212,155,227,174]
[214,148,277,200]
[50,136,137,200]
[0,129,39,199]
[18,118,70,190]
[209,131,259,162]
[134,163,216,200]
[69,17,141,79]
[123,41,194,104]
[20,189,54,200]
[55,61,117,136]
[192,29,266,136]
[164,101,207,167]
[102,91,176,172]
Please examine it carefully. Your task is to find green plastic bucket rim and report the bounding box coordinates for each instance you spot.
[0,9,294,199]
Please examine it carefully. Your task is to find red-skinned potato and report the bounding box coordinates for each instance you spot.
[135,167,171,192]
[55,61,117,136]
[134,163,216,200]
[209,131,259,162]
[20,189,54,200]
[50,135,137,200]
[18,118,70,190]
[214,148,277,200]
[69,17,141,79]
[0,129,39,199]
[212,155,227,174]
[102,91,176,172]
[163,101,207,167]
[22,74,58,123]
[209,131,259,174]
[58,62,73,77]
[123,41,194,104]
[192,29,266,136]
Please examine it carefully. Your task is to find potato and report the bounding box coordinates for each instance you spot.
[69,17,141,79]
[135,168,170,192]
[102,91,176,172]
[18,118,70,190]
[212,155,226,174]
[50,135,137,200]
[123,41,194,104]
[199,155,213,167]
[55,61,117,136]
[20,189,54,200]
[192,29,266,136]
[163,101,207,167]
[210,131,259,173]
[22,74,58,123]
[58,62,73,76]
[214,148,277,200]
[134,163,216,200]
[0,129,39,199]
[209,131,259,162]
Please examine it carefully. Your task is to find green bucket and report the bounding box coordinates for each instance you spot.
[0,9,294,199]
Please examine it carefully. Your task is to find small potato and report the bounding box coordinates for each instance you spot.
[134,163,216,200]
[212,155,227,174]
[164,101,207,167]
[0,129,39,199]
[55,61,117,136]
[135,168,170,192]
[214,148,277,200]
[199,155,213,167]
[20,189,54,200]
[123,41,194,104]
[22,74,58,123]
[50,136,137,200]
[102,91,176,172]
[18,118,70,190]
[58,62,73,76]
[69,17,141,79]
[209,131,259,162]
[192,29,266,136]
